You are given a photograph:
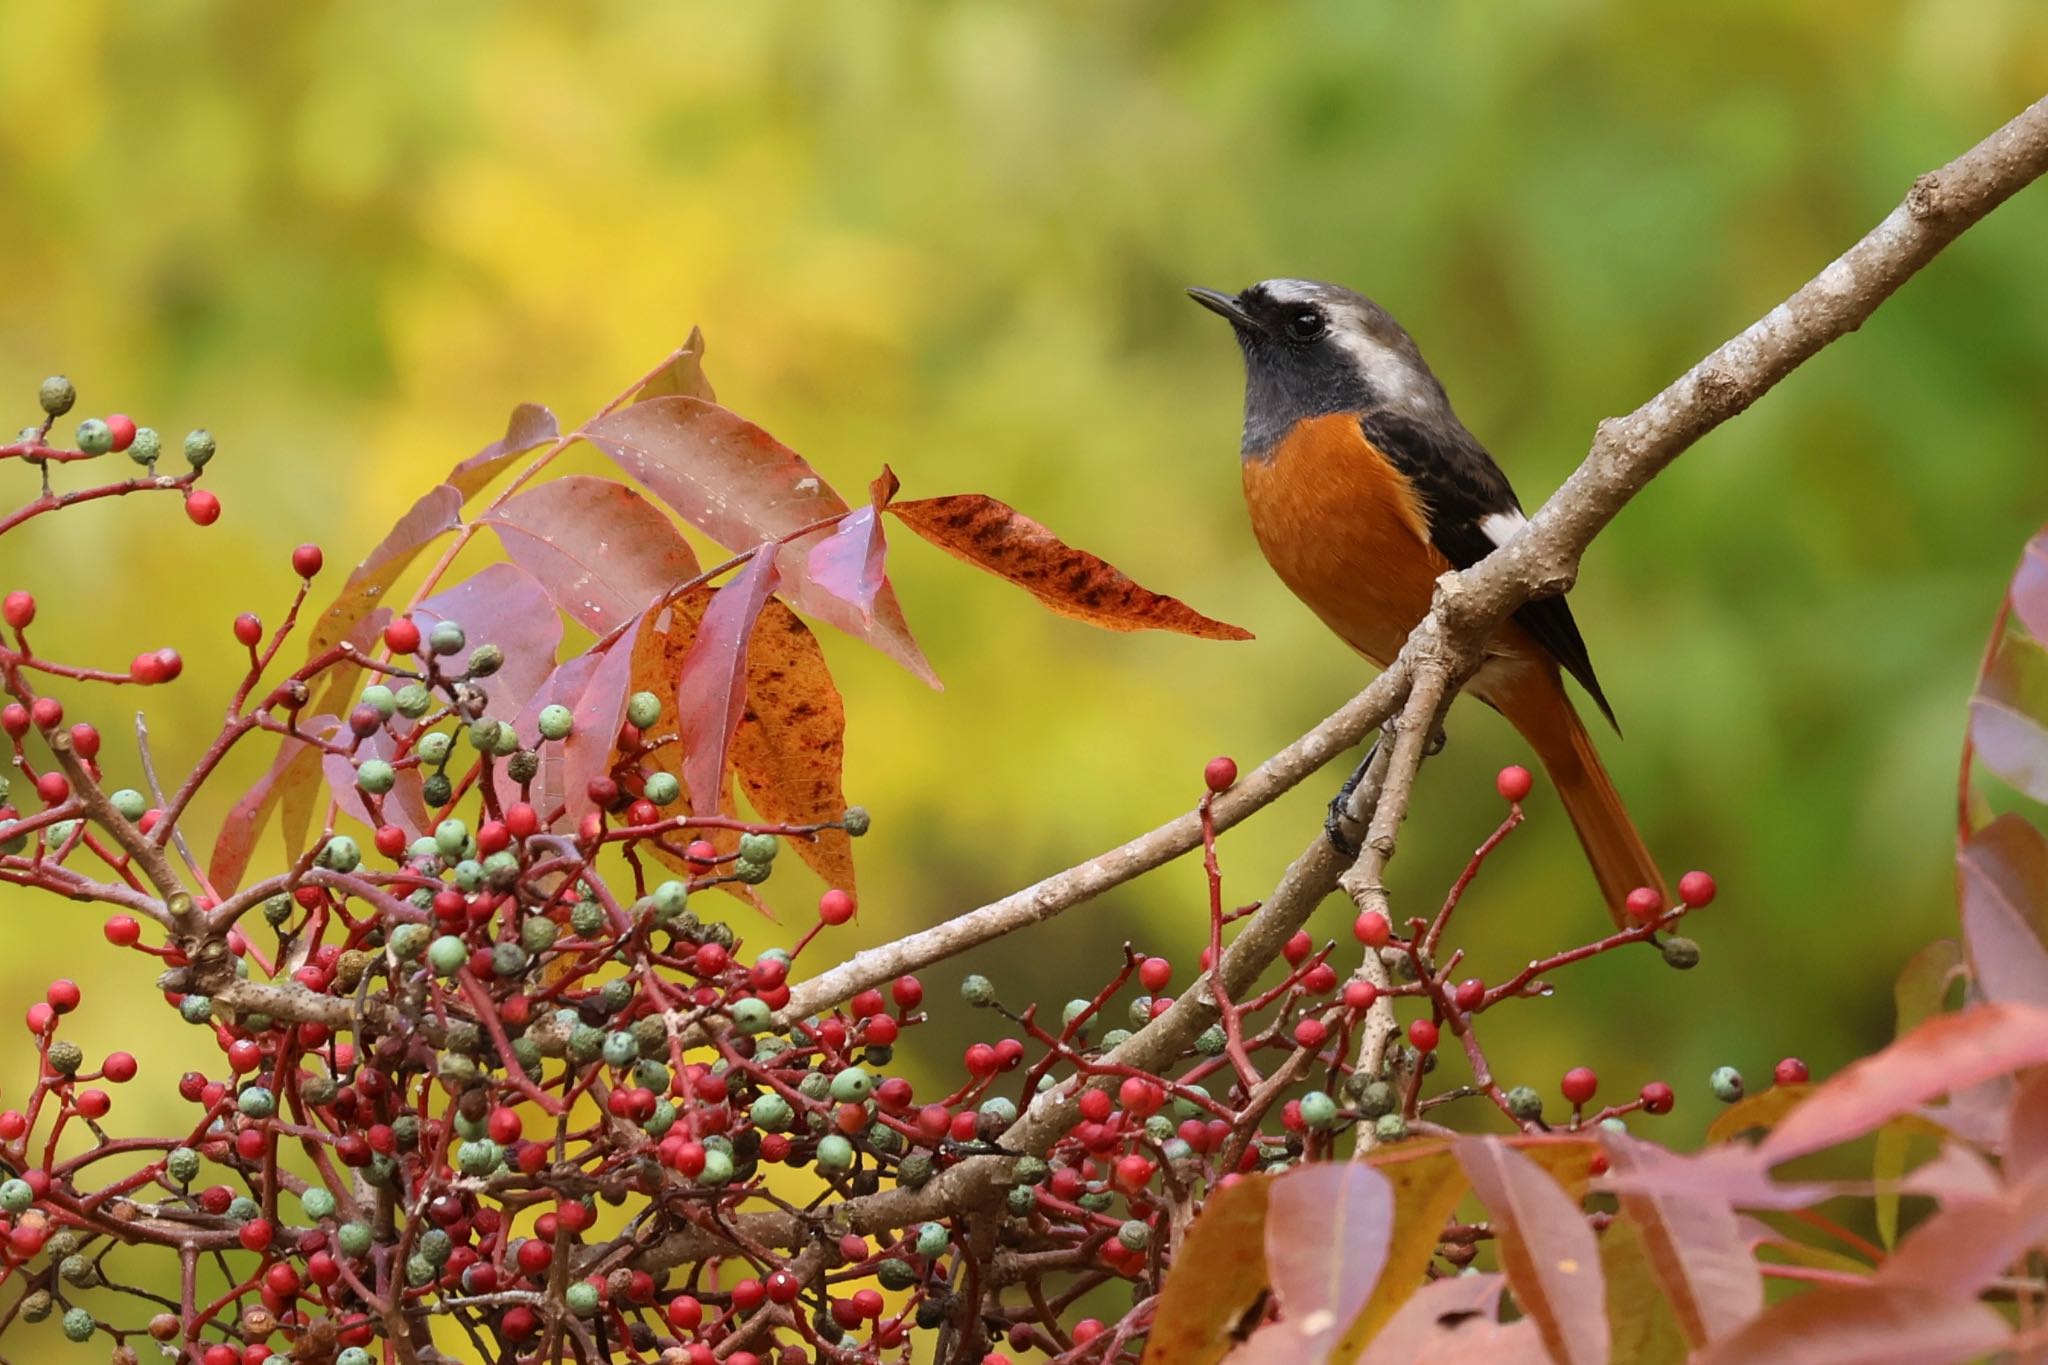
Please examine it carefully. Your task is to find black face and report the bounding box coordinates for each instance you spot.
[1188,284,1376,457]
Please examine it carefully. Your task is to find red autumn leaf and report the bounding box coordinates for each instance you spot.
[485,475,701,635]
[323,727,427,843]
[633,327,716,405]
[806,505,889,624]
[1239,1163,1392,1362]
[1899,1140,2003,1203]
[1600,1134,1761,1349]
[414,563,562,726]
[1958,815,2048,1008]
[1691,1284,2008,1365]
[576,396,936,686]
[307,485,461,666]
[489,623,644,827]
[1455,1137,1608,1365]
[1879,1177,2048,1300]
[1969,634,2048,801]
[889,492,1252,640]
[2008,1068,2048,1187]
[677,547,780,819]
[2012,528,2048,643]
[1356,1273,1507,1365]
[209,718,341,894]
[447,402,560,496]
[1761,1002,2048,1166]
[731,601,856,894]
[1141,1174,1272,1365]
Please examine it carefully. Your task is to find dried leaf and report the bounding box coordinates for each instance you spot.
[577,396,937,685]
[890,492,1253,640]
[677,548,781,818]
[1142,1174,1272,1365]
[1879,1177,2048,1299]
[1357,1274,1508,1365]
[485,475,701,634]
[1455,1137,1609,1365]
[1337,1145,1470,1353]
[1970,633,2048,801]
[731,601,855,894]
[1254,1164,1392,1361]
[2012,529,2048,644]
[1761,1003,2048,1166]
[1691,1283,2008,1365]
[1958,815,2048,1008]
[1601,1133,1762,1348]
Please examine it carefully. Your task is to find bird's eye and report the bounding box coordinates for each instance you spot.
[1283,307,1326,342]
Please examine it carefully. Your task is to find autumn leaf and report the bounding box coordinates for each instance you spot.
[1601,1133,1762,1348]
[1597,1211,1690,1365]
[1229,1164,1392,1363]
[485,475,701,635]
[1957,814,2048,1008]
[1691,1283,2008,1365]
[677,547,781,819]
[446,402,561,496]
[890,492,1252,640]
[1455,1137,1608,1365]
[1141,1174,1272,1365]
[1878,1178,2048,1301]
[2011,528,2048,643]
[1337,1144,1470,1353]
[1970,633,2048,801]
[209,719,339,894]
[807,506,889,624]
[633,327,716,405]
[2007,1068,2048,1187]
[577,396,937,685]
[1356,1274,1508,1365]
[414,563,562,726]
[731,601,855,894]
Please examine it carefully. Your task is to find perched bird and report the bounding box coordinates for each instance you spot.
[1189,278,1666,924]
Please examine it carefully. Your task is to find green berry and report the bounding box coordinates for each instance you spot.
[815,1134,855,1172]
[417,730,452,764]
[359,684,397,718]
[798,1072,831,1101]
[1710,1066,1745,1103]
[457,1139,502,1175]
[490,941,528,977]
[730,998,772,1034]
[1194,1025,1225,1056]
[751,1094,793,1131]
[183,428,216,468]
[732,857,771,885]
[0,1179,31,1212]
[467,718,502,752]
[570,899,605,936]
[537,704,573,741]
[179,995,213,1024]
[434,819,468,858]
[697,1148,734,1185]
[482,849,520,889]
[1357,1081,1396,1119]
[355,759,395,794]
[300,1187,337,1220]
[428,935,468,976]
[166,1147,200,1183]
[318,835,360,872]
[427,620,466,657]
[1299,1090,1339,1129]
[466,644,504,677]
[915,1221,948,1257]
[238,1086,276,1118]
[1505,1086,1544,1121]
[338,1349,372,1365]
[960,974,995,1006]
[1374,1113,1408,1143]
[565,1280,600,1316]
[389,924,429,961]
[830,1069,874,1103]
[75,418,112,455]
[1118,1218,1151,1250]
[642,771,680,805]
[980,1096,1018,1127]
[1006,1184,1035,1214]
[47,1040,82,1075]
[842,806,871,837]
[422,772,453,806]
[520,917,558,954]
[61,1306,95,1342]
[1101,1028,1134,1050]
[58,1253,95,1286]
[128,426,161,466]
[338,1222,373,1256]
[1661,936,1702,970]
[626,691,661,728]
[877,1258,917,1290]
[738,832,779,863]
[109,787,148,820]
[651,879,689,918]
[394,683,433,718]
[38,376,74,416]
[602,1031,639,1067]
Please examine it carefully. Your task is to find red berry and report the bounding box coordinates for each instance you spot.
[1077,1088,1113,1123]
[185,489,221,526]
[891,975,923,1010]
[1496,764,1533,803]
[1283,930,1313,966]
[765,1269,800,1303]
[1624,886,1664,922]
[1774,1057,1810,1086]
[1343,980,1378,1010]
[29,697,61,730]
[1678,870,1718,909]
[1,592,33,630]
[104,915,141,946]
[850,988,886,1018]
[863,1014,899,1046]
[104,414,136,452]
[818,888,856,925]
[69,722,99,760]
[374,824,407,858]
[102,1051,136,1083]
[291,544,324,578]
[238,1218,274,1252]
[1408,1019,1440,1052]
[1453,978,1485,1011]
[1293,1017,1328,1049]
[35,771,69,805]
[1353,911,1390,947]
[75,1089,110,1119]
[46,978,78,1013]
[964,1043,998,1078]
[1639,1081,1675,1114]
[730,1278,765,1312]
[0,703,24,736]
[1113,1153,1154,1191]
[233,613,262,647]
[1301,962,1338,995]
[665,1294,702,1331]
[384,618,422,655]
[1561,1066,1598,1106]
[476,820,511,855]
[1118,1077,1162,1117]
[505,802,539,838]
[1203,755,1238,793]
[1139,956,1171,993]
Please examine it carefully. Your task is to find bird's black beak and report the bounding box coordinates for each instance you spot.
[1186,286,1258,331]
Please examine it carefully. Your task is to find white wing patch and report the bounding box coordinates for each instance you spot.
[1480,510,1528,547]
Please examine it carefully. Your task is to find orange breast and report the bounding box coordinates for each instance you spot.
[1241,413,1448,668]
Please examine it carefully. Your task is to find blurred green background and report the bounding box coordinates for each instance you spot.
[2,0,2046,1207]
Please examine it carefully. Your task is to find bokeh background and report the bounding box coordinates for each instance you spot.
[1,0,2046,1273]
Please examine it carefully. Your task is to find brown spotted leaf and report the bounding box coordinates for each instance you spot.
[731,600,855,894]
[890,492,1252,640]
[1142,1173,1272,1365]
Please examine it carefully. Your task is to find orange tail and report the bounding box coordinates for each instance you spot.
[1493,670,1668,927]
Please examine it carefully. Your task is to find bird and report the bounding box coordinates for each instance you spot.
[1189,278,1667,925]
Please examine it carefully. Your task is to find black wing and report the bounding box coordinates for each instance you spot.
[1360,409,1619,732]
